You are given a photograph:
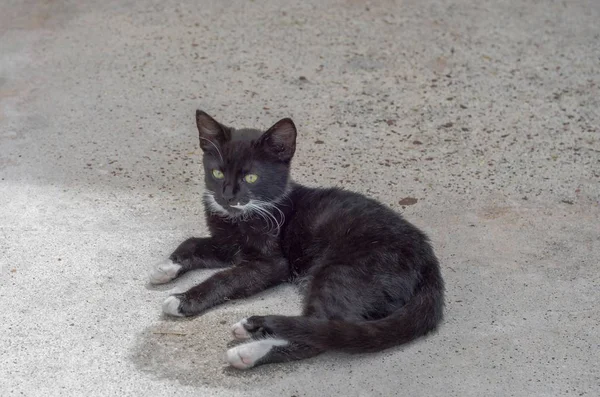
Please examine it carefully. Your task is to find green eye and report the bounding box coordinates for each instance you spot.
[244,174,258,183]
[212,169,224,179]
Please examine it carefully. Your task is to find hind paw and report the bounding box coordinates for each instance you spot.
[226,339,289,369]
[244,315,275,337]
[231,316,270,339]
[231,318,251,340]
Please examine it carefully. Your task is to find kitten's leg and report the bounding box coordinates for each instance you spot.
[149,237,235,284]
[231,318,253,340]
[234,314,308,340]
[226,340,322,370]
[232,267,380,340]
[162,257,289,317]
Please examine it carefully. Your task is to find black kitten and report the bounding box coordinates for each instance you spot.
[150,110,445,369]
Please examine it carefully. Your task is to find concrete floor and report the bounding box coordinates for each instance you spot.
[1,0,599,396]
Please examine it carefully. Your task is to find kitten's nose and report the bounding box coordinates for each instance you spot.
[222,185,236,204]
[222,194,235,204]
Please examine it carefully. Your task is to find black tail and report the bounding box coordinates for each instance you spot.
[265,276,444,352]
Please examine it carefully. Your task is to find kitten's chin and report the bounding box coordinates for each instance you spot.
[227,202,250,217]
[229,203,247,210]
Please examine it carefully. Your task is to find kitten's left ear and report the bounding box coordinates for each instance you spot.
[259,118,297,162]
[195,110,229,152]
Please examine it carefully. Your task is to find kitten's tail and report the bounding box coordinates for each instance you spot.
[264,275,444,352]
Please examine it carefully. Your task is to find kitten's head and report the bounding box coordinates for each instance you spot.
[195,110,296,217]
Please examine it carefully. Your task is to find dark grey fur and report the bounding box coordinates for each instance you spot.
[162,110,445,366]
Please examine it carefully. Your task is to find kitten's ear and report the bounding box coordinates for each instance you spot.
[259,118,297,162]
[195,110,229,152]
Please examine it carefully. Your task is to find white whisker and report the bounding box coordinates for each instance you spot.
[229,198,285,235]
[203,190,289,235]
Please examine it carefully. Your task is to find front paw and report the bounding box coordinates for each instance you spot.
[162,293,204,317]
[149,259,182,284]
[162,294,185,317]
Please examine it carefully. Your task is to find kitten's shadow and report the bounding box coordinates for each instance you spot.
[130,305,405,388]
[129,309,378,388]
[129,309,308,388]
[135,275,404,387]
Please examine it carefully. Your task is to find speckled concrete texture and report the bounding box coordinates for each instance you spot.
[1,0,599,396]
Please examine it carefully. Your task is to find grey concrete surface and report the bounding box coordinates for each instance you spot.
[1,0,599,396]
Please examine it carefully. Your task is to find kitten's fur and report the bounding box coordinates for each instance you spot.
[150,110,444,369]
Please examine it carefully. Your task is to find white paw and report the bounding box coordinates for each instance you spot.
[231,318,251,340]
[162,295,183,317]
[149,259,182,284]
[225,339,288,370]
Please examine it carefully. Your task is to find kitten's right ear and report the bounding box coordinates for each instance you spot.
[195,110,229,152]
[258,118,297,162]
